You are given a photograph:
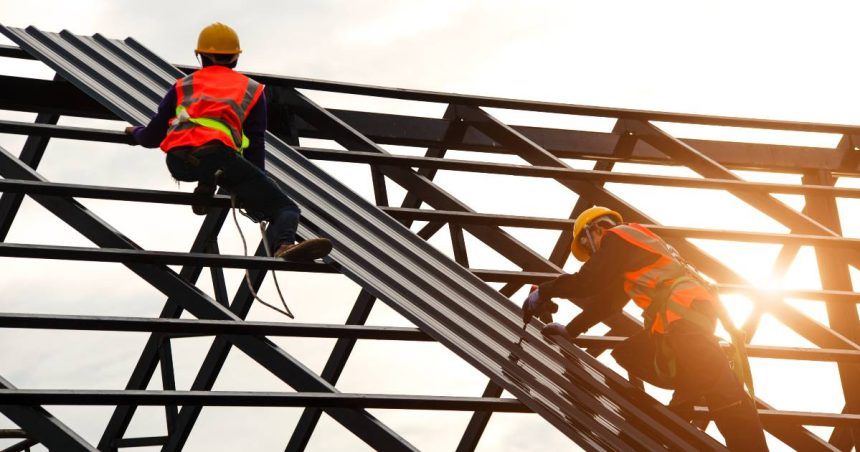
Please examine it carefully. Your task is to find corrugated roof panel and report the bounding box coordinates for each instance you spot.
[0,24,725,451]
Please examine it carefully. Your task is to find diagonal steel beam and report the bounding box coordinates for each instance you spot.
[0,145,416,452]
[625,119,836,236]
[285,290,377,451]
[0,375,95,452]
[0,111,59,241]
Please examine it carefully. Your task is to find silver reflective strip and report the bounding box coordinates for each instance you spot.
[239,78,260,115]
[178,75,194,107]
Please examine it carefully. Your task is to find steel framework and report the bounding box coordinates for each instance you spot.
[0,25,858,451]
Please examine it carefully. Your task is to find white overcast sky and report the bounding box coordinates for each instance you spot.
[2,1,860,451]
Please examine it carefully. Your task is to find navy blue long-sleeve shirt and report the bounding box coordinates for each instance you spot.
[539,229,661,335]
[131,75,268,170]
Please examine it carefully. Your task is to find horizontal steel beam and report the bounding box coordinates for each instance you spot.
[571,336,860,363]
[0,313,431,341]
[693,408,860,428]
[112,436,167,448]
[380,207,860,249]
[0,390,529,412]
[0,75,114,118]
[0,430,27,439]
[299,148,860,197]
[0,176,233,207]
[4,114,853,196]
[472,269,860,304]
[0,242,336,273]
[3,43,859,134]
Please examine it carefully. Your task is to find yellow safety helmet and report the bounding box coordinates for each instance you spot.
[571,206,623,262]
[196,23,242,55]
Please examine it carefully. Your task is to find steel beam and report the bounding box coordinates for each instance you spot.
[0,375,95,452]
[0,390,528,412]
[0,111,59,241]
[0,241,333,272]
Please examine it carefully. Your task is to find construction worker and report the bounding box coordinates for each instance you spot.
[522,206,768,451]
[125,23,331,261]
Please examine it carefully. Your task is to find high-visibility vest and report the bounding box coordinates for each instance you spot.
[608,223,716,335]
[609,223,756,397]
[160,65,264,153]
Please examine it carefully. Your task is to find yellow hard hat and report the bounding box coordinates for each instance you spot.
[196,23,241,55]
[571,206,623,262]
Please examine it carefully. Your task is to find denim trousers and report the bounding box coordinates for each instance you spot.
[165,144,300,248]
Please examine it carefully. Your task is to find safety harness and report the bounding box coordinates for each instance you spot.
[612,224,756,398]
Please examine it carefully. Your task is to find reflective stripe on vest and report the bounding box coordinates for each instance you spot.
[608,223,715,334]
[160,66,263,153]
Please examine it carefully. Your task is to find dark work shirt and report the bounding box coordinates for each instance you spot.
[131,72,268,171]
[538,227,662,335]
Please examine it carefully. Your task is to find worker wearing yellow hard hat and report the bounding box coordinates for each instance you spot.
[522,206,767,451]
[124,23,331,261]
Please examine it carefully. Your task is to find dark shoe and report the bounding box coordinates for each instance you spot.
[192,183,216,215]
[274,238,332,261]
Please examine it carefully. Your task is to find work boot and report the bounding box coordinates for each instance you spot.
[192,183,216,215]
[274,238,332,261]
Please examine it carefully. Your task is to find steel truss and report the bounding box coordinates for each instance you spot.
[0,26,858,451]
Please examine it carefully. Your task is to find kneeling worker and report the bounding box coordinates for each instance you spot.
[522,206,768,451]
[125,22,330,261]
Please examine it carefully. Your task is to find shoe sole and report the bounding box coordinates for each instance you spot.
[277,239,332,261]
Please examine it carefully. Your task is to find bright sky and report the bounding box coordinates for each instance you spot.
[1,1,859,451]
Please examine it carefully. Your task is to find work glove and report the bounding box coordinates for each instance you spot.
[521,287,542,319]
[541,322,572,339]
[521,286,559,324]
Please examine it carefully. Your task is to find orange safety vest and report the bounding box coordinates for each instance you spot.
[608,223,716,335]
[160,65,264,153]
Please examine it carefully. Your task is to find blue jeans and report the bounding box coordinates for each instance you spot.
[165,143,300,248]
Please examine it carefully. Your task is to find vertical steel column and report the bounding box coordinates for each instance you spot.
[0,375,95,452]
[157,337,178,436]
[285,290,377,451]
[803,170,860,450]
[0,111,59,241]
[206,239,230,307]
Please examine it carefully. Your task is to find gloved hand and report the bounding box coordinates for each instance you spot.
[521,286,543,321]
[541,322,572,339]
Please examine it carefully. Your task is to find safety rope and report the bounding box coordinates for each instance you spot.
[230,195,294,319]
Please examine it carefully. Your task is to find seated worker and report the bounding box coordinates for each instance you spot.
[522,206,768,451]
[124,22,330,261]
